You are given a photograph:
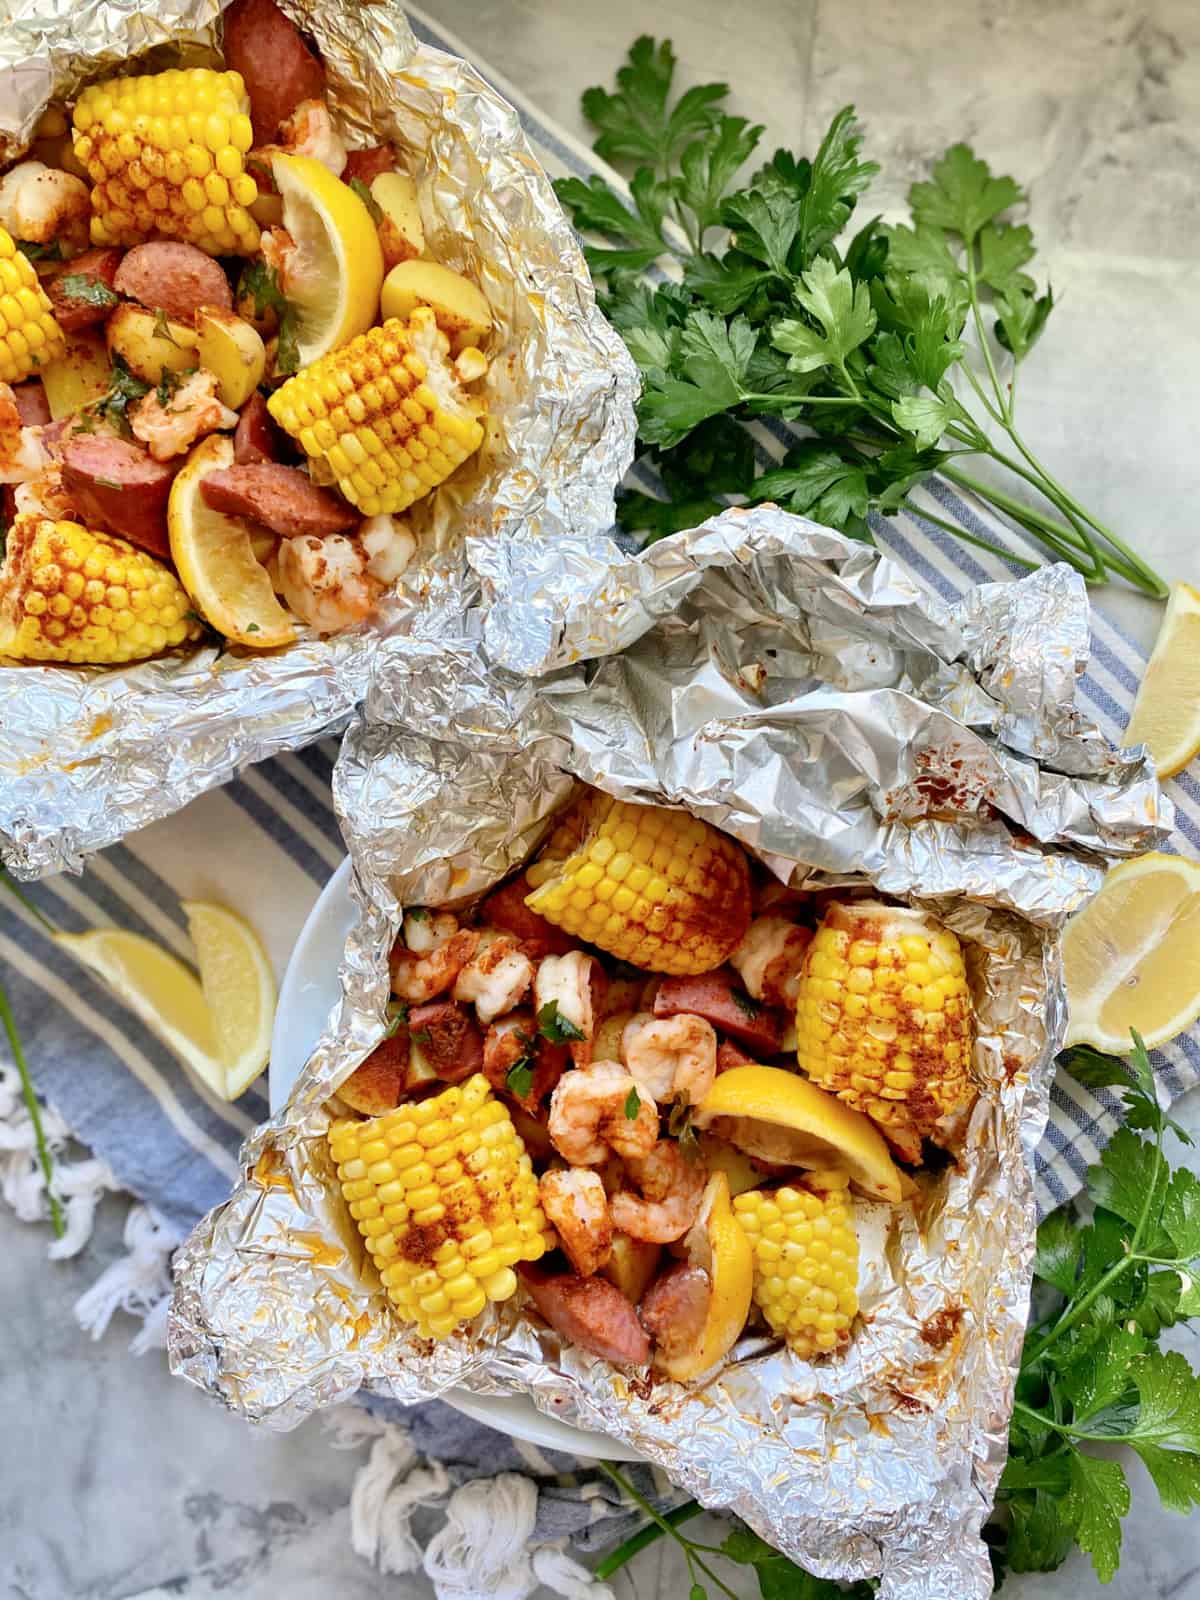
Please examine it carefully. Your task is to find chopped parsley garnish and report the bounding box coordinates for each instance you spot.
[505,1056,536,1100]
[348,176,383,223]
[16,239,62,263]
[93,355,151,438]
[731,988,761,1018]
[152,307,182,346]
[55,274,118,311]
[537,999,586,1043]
[624,1086,641,1119]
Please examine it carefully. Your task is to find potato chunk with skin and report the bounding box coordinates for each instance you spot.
[379,260,492,353]
[106,303,198,384]
[370,171,424,269]
[195,307,267,409]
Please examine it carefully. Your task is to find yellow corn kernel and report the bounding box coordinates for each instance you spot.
[0,227,65,383]
[733,1173,857,1360]
[72,68,259,254]
[523,788,752,975]
[268,309,487,517]
[329,1075,547,1340]
[794,901,974,1163]
[0,516,202,664]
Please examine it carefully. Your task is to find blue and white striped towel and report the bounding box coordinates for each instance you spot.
[1,0,1194,1318]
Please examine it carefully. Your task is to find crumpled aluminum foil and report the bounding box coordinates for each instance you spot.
[0,0,637,879]
[171,508,1169,1599]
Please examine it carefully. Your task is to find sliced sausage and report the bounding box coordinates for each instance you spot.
[12,381,50,427]
[519,1263,650,1366]
[654,968,785,1056]
[716,1038,759,1073]
[342,145,396,186]
[481,1010,567,1111]
[233,390,284,465]
[223,0,327,143]
[639,1263,711,1360]
[47,247,122,332]
[338,1029,409,1117]
[479,872,575,957]
[113,241,233,323]
[59,434,176,558]
[199,463,358,536]
[408,1000,483,1084]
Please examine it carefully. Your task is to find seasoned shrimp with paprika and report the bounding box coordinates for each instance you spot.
[622,1012,717,1105]
[610,1139,707,1244]
[539,1168,612,1277]
[389,911,478,1004]
[547,1061,658,1166]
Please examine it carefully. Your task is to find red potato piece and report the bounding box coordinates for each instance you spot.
[200,463,358,537]
[223,0,327,143]
[716,1038,759,1073]
[12,381,50,426]
[479,873,575,957]
[519,1263,650,1365]
[113,241,233,323]
[654,968,785,1055]
[408,1000,483,1084]
[338,1030,409,1116]
[639,1263,711,1360]
[59,434,176,559]
[47,247,121,332]
[233,390,284,465]
[342,145,396,186]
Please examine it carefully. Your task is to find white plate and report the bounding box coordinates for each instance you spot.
[271,855,639,1462]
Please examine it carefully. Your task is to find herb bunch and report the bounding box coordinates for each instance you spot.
[556,38,1164,597]
[597,1034,1200,1592]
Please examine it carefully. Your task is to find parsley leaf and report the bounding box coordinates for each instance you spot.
[55,273,119,311]
[152,307,181,347]
[580,36,727,169]
[16,238,62,263]
[773,256,876,377]
[624,1086,641,1120]
[1062,1452,1128,1584]
[506,1056,535,1100]
[92,355,151,438]
[537,1000,585,1044]
[908,142,1024,243]
[348,176,383,223]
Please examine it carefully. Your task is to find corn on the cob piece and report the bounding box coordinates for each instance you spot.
[329,1074,553,1339]
[733,1172,857,1359]
[267,309,486,517]
[72,68,259,255]
[524,790,752,976]
[0,514,203,663]
[794,901,974,1163]
[0,226,65,383]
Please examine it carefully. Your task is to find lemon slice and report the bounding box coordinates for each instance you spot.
[1123,583,1200,779]
[270,152,385,364]
[168,435,297,648]
[54,928,226,1098]
[1063,852,1200,1051]
[656,1173,754,1383]
[182,901,275,1098]
[694,1064,903,1204]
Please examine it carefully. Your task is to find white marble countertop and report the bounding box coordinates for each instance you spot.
[4,2,1199,1597]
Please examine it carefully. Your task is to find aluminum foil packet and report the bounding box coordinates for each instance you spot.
[0,0,636,879]
[171,508,1168,1598]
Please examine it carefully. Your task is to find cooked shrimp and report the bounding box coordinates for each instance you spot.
[13,463,74,520]
[277,534,380,633]
[730,915,813,1010]
[389,923,479,1004]
[0,384,50,485]
[610,1140,707,1244]
[453,930,534,1023]
[360,514,416,584]
[404,909,459,953]
[130,371,238,463]
[535,951,597,1066]
[0,160,90,250]
[273,99,347,175]
[539,1168,612,1277]
[548,1062,658,1166]
[622,1013,717,1105]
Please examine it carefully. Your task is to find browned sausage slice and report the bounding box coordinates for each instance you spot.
[233,390,283,465]
[408,1000,483,1084]
[639,1263,711,1360]
[60,435,177,559]
[480,873,575,957]
[199,463,358,536]
[338,1030,409,1117]
[519,1263,650,1365]
[654,969,785,1055]
[342,146,396,186]
[47,247,122,332]
[113,242,233,322]
[223,0,327,143]
[12,381,50,427]
[716,1038,759,1073]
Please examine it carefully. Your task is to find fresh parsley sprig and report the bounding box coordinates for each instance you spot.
[0,871,64,1238]
[557,38,1166,596]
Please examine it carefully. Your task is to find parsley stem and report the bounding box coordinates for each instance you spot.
[0,869,58,938]
[940,466,1107,565]
[0,971,65,1239]
[595,1500,704,1578]
[900,502,1039,568]
[595,1463,740,1599]
[965,240,1012,425]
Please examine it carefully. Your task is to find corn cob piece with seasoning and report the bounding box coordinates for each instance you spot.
[71,68,260,255]
[267,308,487,516]
[329,1074,553,1339]
[733,1172,858,1359]
[0,515,203,663]
[794,901,975,1163]
[524,791,752,976]
[0,225,65,383]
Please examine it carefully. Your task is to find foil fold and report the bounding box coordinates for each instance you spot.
[0,0,637,878]
[171,509,1168,1598]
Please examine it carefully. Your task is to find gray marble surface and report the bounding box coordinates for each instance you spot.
[4,1,1200,1597]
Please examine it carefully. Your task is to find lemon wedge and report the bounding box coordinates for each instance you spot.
[1123,583,1200,779]
[54,927,226,1097]
[270,152,385,364]
[1063,852,1200,1051]
[182,901,276,1098]
[694,1064,903,1204]
[168,435,296,648]
[656,1173,754,1383]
